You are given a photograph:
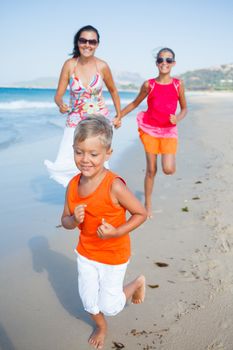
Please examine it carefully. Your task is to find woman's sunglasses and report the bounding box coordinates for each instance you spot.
[78,38,98,46]
[156,57,174,64]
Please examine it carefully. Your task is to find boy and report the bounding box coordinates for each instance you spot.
[61,115,147,349]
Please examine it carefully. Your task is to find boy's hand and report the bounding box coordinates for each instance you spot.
[112,116,122,129]
[73,204,87,224]
[170,114,178,124]
[97,218,118,239]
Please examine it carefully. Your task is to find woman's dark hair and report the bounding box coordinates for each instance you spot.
[72,25,100,57]
[157,47,175,60]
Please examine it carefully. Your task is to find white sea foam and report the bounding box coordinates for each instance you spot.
[0,98,141,110]
[105,98,131,106]
[0,100,56,110]
[105,98,145,106]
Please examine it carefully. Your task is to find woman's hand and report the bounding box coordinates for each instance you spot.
[112,116,122,129]
[59,103,70,114]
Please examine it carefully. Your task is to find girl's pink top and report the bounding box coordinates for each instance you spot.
[137,78,180,138]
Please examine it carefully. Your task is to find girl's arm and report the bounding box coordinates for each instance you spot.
[120,81,149,118]
[97,179,147,239]
[101,62,121,128]
[177,80,188,121]
[170,80,188,124]
[54,60,71,114]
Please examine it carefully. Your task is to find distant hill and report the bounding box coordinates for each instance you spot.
[113,71,144,90]
[180,63,233,91]
[6,77,59,89]
[6,71,144,91]
[3,64,233,91]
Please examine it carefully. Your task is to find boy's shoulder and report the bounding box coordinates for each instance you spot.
[100,171,127,194]
[67,173,81,190]
[106,170,126,185]
[67,171,126,189]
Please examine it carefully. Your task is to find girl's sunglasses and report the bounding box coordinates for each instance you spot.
[78,38,98,46]
[156,57,174,64]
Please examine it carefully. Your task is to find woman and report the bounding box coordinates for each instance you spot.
[44,25,121,187]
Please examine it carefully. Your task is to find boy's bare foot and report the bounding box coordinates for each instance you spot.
[131,275,146,304]
[88,326,107,349]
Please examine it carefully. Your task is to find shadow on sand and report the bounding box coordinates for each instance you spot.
[31,176,65,206]
[0,323,16,350]
[134,190,144,202]
[28,236,92,326]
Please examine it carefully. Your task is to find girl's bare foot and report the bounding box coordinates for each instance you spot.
[88,326,107,349]
[145,197,152,218]
[145,205,153,219]
[131,275,146,304]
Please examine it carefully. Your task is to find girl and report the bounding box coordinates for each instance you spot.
[44,25,121,187]
[120,48,187,217]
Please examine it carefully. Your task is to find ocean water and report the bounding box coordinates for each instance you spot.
[0,87,191,258]
[0,87,145,258]
[0,87,143,160]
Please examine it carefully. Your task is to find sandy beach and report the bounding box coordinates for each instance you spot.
[1,92,233,350]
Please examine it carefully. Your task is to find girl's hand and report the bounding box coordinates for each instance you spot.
[73,204,87,224]
[170,114,178,125]
[59,103,70,114]
[112,116,122,129]
[97,219,118,239]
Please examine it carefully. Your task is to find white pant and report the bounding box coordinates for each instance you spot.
[77,253,128,316]
[44,127,77,187]
[44,127,109,187]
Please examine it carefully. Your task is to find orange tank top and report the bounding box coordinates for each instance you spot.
[67,170,131,265]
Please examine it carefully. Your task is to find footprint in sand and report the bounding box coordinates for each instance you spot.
[206,340,225,350]
[216,236,231,253]
[219,320,230,330]
[179,269,198,282]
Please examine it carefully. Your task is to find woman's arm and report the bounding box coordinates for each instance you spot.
[101,62,121,127]
[54,60,72,114]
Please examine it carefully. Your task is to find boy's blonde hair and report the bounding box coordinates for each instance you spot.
[73,115,113,149]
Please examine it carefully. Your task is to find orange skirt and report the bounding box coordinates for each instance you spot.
[139,129,177,154]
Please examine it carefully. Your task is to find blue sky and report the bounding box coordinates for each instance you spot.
[1,0,233,84]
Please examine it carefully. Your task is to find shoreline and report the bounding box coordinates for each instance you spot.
[1,85,233,94]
